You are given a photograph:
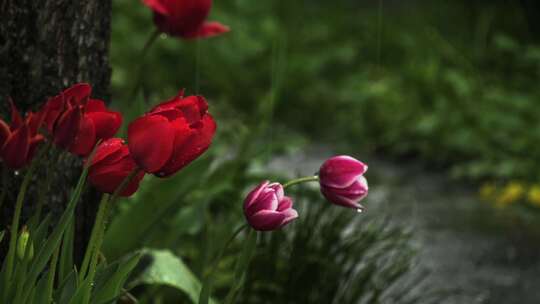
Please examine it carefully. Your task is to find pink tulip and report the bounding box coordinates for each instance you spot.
[319,155,368,209]
[243,181,298,231]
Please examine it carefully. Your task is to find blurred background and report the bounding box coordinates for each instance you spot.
[105,1,540,303]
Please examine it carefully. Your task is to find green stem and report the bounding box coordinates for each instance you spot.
[82,169,141,304]
[129,29,160,102]
[282,175,319,189]
[211,224,247,275]
[3,156,39,292]
[78,194,110,283]
[198,224,248,304]
[45,245,60,303]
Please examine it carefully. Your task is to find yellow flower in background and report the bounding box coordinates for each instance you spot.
[495,181,524,208]
[479,182,496,201]
[527,185,540,207]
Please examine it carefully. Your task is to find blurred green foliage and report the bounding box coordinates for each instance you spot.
[107,0,539,302]
[111,0,540,182]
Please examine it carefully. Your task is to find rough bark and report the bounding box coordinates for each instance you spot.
[0,0,112,261]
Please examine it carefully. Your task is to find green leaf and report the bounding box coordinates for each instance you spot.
[93,251,141,304]
[103,158,211,260]
[59,217,75,285]
[32,270,50,304]
[130,248,214,304]
[21,144,97,303]
[224,229,257,304]
[56,270,77,304]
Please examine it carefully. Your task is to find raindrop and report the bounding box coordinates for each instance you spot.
[356,208,364,213]
[14,171,19,176]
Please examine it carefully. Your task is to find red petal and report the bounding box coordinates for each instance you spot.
[2,125,30,169]
[142,0,170,15]
[42,96,65,134]
[9,98,24,131]
[128,115,174,173]
[53,105,82,148]
[184,21,230,39]
[69,116,96,156]
[27,135,45,163]
[0,120,11,149]
[90,138,126,166]
[156,114,216,177]
[26,110,46,136]
[64,83,92,105]
[87,111,122,140]
[85,99,107,112]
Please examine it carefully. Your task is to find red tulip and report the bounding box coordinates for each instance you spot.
[143,0,229,39]
[69,99,122,156]
[0,102,45,169]
[243,181,298,231]
[40,83,122,155]
[128,90,216,177]
[319,156,369,209]
[87,138,145,197]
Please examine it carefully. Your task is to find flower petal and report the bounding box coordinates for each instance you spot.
[248,210,287,231]
[184,21,230,39]
[0,120,11,149]
[156,114,216,177]
[69,116,96,156]
[319,155,368,188]
[2,125,30,169]
[244,181,270,211]
[87,111,122,140]
[128,115,174,173]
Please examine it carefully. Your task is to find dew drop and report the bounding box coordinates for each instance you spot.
[356,208,364,213]
[14,171,19,176]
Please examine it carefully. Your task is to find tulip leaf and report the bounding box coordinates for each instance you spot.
[224,229,257,304]
[93,251,141,304]
[129,248,215,304]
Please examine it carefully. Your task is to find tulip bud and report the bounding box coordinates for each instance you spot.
[17,228,34,261]
[143,0,229,39]
[318,155,369,210]
[243,181,298,231]
[87,138,145,197]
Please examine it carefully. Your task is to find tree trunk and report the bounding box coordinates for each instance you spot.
[0,0,112,261]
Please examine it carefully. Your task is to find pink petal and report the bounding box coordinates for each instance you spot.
[245,190,279,217]
[279,208,298,227]
[244,181,270,211]
[319,155,368,188]
[248,210,286,231]
[277,196,293,212]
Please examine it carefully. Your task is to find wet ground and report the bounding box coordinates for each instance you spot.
[268,145,540,304]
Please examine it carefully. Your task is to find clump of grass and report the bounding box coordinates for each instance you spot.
[239,187,443,304]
